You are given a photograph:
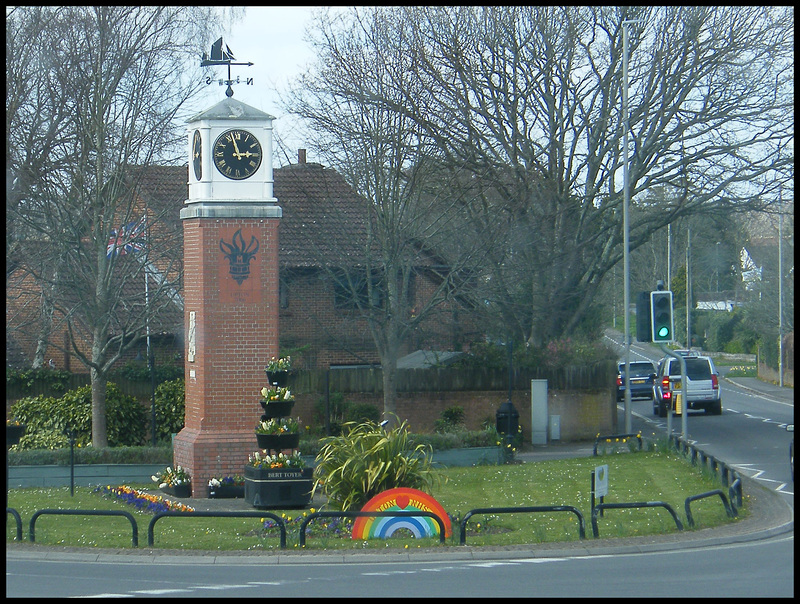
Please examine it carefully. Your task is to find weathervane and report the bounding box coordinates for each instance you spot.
[201,37,253,97]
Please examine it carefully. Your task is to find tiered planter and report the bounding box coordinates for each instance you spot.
[247,390,311,509]
[265,370,290,387]
[256,432,300,450]
[259,399,294,418]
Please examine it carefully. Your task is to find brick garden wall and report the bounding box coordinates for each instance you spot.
[286,387,617,443]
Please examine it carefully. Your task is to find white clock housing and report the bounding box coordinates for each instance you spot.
[185,97,277,205]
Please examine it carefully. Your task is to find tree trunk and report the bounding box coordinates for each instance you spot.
[381,346,399,427]
[90,366,109,447]
[32,294,54,368]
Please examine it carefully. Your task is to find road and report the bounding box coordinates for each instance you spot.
[5,534,793,597]
[603,330,794,508]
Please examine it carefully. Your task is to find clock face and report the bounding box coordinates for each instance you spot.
[192,130,202,181]
[212,129,262,180]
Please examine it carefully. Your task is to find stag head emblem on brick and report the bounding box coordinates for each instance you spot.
[219,228,260,285]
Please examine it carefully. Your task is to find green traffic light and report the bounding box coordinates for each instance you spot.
[650,290,674,343]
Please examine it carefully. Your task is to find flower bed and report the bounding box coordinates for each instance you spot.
[93,484,195,513]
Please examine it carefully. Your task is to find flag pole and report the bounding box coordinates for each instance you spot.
[141,216,156,446]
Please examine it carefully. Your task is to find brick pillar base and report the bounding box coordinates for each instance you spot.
[178,214,281,499]
[173,428,258,498]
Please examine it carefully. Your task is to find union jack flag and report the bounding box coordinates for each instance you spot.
[107,216,147,257]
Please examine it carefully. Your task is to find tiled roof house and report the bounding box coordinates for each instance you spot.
[7,152,481,372]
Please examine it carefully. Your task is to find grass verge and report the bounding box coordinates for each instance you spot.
[6,446,746,552]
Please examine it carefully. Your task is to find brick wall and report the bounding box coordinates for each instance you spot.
[279,270,378,368]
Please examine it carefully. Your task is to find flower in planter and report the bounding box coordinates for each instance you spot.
[151,465,191,489]
[6,418,24,426]
[208,475,245,487]
[265,356,292,373]
[255,417,300,435]
[248,450,306,470]
[259,386,294,401]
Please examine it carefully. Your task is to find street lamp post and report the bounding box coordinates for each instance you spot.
[686,226,692,348]
[778,187,784,387]
[621,19,642,433]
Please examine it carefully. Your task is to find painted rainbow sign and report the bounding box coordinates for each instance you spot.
[351,487,452,540]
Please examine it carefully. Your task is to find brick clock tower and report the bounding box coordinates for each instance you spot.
[174,97,281,497]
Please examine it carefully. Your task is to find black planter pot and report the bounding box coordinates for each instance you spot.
[208,484,245,499]
[6,424,26,446]
[160,483,192,498]
[259,399,294,418]
[244,465,313,509]
[256,433,300,451]
[265,371,290,387]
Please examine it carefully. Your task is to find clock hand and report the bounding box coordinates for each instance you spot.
[231,135,242,159]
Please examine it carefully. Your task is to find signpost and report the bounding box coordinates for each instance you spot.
[592,464,609,518]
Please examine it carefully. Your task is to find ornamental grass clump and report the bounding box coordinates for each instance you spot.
[312,417,442,511]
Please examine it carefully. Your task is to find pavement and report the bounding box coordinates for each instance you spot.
[721,374,795,405]
[6,377,793,564]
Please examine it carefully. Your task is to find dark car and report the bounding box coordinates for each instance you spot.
[616,360,657,402]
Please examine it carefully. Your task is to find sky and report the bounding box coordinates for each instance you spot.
[194,6,323,165]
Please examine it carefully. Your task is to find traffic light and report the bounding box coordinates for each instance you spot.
[635,291,651,342]
[650,290,674,343]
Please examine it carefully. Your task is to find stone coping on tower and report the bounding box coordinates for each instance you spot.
[180,201,282,220]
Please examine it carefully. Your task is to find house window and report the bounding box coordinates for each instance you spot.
[279,280,289,309]
[333,271,383,310]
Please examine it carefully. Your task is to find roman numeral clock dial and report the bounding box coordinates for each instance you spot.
[212,129,263,180]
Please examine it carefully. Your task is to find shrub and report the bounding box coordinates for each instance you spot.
[105,383,149,446]
[345,402,381,424]
[312,416,441,511]
[313,391,351,436]
[434,405,465,434]
[13,428,72,451]
[411,428,497,451]
[111,361,184,384]
[6,367,73,392]
[153,378,185,442]
[8,445,173,466]
[9,382,148,449]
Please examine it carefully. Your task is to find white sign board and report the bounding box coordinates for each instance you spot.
[595,464,609,497]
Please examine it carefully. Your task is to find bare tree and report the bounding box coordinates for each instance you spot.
[285,7,486,422]
[6,6,225,446]
[393,6,793,345]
